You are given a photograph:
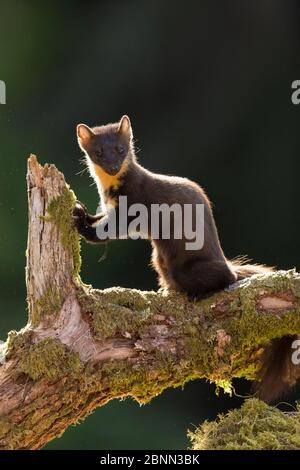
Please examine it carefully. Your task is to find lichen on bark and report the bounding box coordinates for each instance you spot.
[44,186,81,277]
[18,339,83,381]
[32,287,61,327]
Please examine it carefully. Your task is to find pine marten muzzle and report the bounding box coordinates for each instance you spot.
[74,115,299,403]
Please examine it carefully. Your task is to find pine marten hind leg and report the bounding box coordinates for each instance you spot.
[171,258,237,299]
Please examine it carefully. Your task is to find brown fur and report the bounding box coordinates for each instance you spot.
[254,335,300,403]
[74,115,299,402]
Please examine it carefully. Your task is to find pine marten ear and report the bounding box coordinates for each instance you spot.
[118,115,132,138]
[77,124,94,149]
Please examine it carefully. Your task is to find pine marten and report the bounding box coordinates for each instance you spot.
[73,115,299,402]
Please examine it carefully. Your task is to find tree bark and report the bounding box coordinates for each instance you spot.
[0,155,299,450]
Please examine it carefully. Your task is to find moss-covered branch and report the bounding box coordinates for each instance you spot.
[0,155,299,450]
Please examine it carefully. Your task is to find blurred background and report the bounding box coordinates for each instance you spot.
[0,0,300,450]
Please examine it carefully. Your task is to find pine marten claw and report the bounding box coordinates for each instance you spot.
[73,201,88,230]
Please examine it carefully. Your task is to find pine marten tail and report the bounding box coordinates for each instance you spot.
[228,256,274,280]
[253,335,300,403]
[228,257,300,402]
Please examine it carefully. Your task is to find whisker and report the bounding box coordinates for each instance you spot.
[76,167,88,176]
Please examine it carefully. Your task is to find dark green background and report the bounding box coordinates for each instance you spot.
[0,0,300,449]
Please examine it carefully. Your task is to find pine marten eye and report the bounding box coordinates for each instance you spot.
[116,144,125,154]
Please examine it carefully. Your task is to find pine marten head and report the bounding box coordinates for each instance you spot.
[77,115,133,178]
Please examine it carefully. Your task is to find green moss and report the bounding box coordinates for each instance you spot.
[9,269,299,407]
[214,379,232,396]
[234,361,259,381]
[99,354,183,405]
[185,270,300,391]
[189,399,300,450]
[3,270,300,448]
[77,285,223,394]
[256,269,300,295]
[31,287,61,326]
[92,305,149,339]
[4,329,32,359]
[19,339,83,381]
[76,271,300,396]
[77,285,154,340]
[200,271,300,384]
[45,186,81,277]
[2,270,300,448]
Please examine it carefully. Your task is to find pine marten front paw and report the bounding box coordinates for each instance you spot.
[73,201,88,233]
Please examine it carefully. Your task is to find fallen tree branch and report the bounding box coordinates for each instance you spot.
[0,155,300,450]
